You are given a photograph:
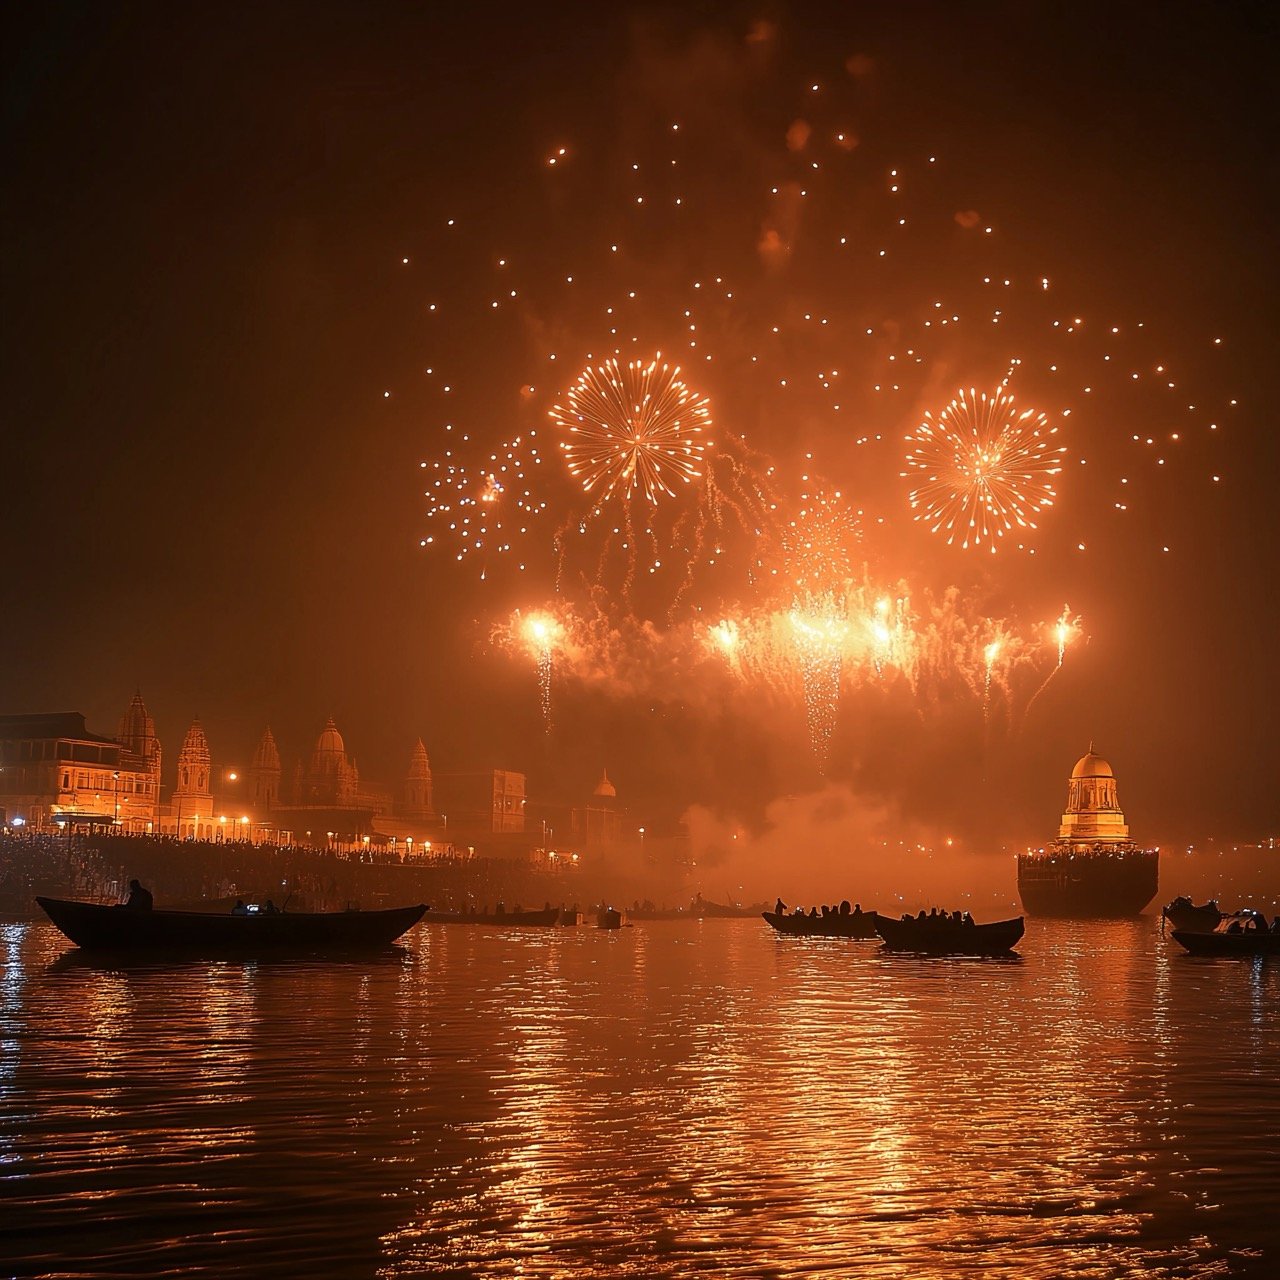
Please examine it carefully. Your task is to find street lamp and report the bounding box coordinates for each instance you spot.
[113,771,121,831]
[639,826,645,858]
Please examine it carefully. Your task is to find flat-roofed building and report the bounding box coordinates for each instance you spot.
[0,709,159,832]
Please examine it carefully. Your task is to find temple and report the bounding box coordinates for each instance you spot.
[1017,745,1159,918]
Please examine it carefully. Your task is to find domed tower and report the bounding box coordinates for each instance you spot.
[1057,744,1129,843]
[118,690,162,793]
[248,727,282,810]
[306,717,357,806]
[1017,744,1158,918]
[402,738,435,819]
[593,769,617,802]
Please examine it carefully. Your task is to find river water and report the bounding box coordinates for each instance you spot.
[2,916,1277,1278]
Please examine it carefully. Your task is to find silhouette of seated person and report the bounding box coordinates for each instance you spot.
[809,906,819,918]
[121,879,153,911]
[775,898,787,916]
[852,903,862,916]
[263,899,280,915]
[231,899,250,915]
[839,900,851,916]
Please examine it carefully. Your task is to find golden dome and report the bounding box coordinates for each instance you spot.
[593,769,617,799]
[1071,745,1114,779]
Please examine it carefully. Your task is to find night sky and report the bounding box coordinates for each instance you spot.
[3,2,1276,848]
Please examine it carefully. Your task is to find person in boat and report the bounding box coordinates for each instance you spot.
[853,903,862,916]
[1226,918,1243,933]
[231,899,249,915]
[120,878,153,910]
[263,899,280,915]
[775,897,787,916]
[839,900,851,916]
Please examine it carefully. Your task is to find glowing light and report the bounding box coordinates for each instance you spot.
[903,388,1065,551]
[521,611,563,730]
[788,593,847,770]
[550,358,710,507]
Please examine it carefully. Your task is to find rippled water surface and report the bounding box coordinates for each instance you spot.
[2,917,1277,1278]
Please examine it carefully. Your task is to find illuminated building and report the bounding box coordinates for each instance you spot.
[170,718,216,839]
[401,738,435,821]
[0,709,159,832]
[435,769,526,837]
[1017,746,1159,918]
[570,769,623,850]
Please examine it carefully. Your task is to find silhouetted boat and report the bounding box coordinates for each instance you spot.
[692,895,763,919]
[1172,912,1279,956]
[762,909,879,939]
[36,896,427,953]
[1161,896,1221,933]
[422,906,560,927]
[597,906,627,929]
[875,914,1024,955]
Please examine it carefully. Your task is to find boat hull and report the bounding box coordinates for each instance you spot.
[1161,899,1222,933]
[1017,848,1158,918]
[1172,929,1280,957]
[875,916,1024,955]
[762,910,879,939]
[36,897,427,953]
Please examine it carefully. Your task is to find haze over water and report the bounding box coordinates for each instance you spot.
[4,917,1277,1278]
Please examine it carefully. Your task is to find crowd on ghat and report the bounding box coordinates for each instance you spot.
[0,830,580,918]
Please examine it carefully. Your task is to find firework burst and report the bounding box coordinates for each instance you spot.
[420,430,547,574]
[550,358,710,508]
[903,388,1065,551]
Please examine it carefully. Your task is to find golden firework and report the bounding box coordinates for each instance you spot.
[903,388,1064,551]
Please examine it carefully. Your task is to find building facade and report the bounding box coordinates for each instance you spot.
[0,709,159,832]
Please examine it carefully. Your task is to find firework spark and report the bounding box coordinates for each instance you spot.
[788,593,848,770]
[903,388,1065,551]
[521,611,563,730]
[550,358,710,507]
[420,431,547,574]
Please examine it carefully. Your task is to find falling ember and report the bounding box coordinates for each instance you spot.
[788,594,847,770]
[521,612,563,730]
[550,358,711,509]
[903,388,1065,551]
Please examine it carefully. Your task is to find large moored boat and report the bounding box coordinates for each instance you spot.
[1017,746,1159,918]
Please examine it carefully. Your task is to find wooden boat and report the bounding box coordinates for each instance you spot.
[1172,912,1279,956]
[875,914,1024,955]
[36,896,427,953]
[597,906,628,930]
[1161,896,1221,933]
[421,906,560,927]
[762,909,879,939]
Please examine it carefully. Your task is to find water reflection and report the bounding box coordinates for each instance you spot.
[2,919,1276,1277]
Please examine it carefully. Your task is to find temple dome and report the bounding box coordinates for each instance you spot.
[593,769,616,799]
[1071,747,1113,779]
[312,717,346,762]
